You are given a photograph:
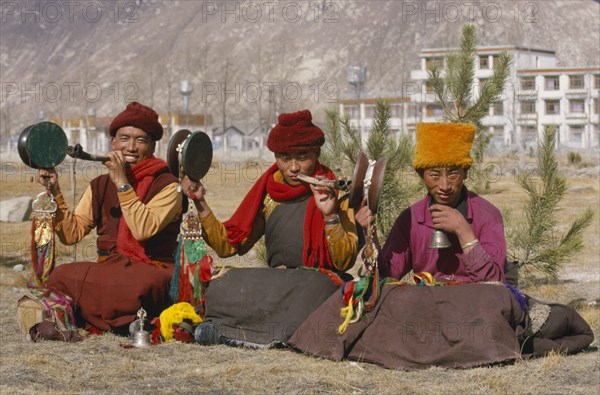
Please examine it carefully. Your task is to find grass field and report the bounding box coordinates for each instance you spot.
[0,157,598,394]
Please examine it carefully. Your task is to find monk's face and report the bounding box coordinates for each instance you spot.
[274,151,318,186]
[111,126,155,165]
[421,166,467,207]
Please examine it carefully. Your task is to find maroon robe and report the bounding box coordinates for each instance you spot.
[48,170,179,331]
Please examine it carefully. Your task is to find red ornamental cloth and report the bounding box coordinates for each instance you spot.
[199,256,213,283]
[117,157,170,265]
[223,162,336,269]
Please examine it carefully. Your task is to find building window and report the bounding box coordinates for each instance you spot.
[364,104,376,118]
[522,125,537,137]
[391,104,402,118]
[426,104,444,117]
[520,77,536,91]
[521,101,536,114]
[595,75,600,89]
[492,101,504,116]
[569,125,584,143]
[425,58,443,70]
[593,124,599,147]
[595,98,599,114]
[492,55,500,67]
[521,125,537,148]
[490,125,504,147]
[569,75,585,90]
[479,55,489,69]
[343,105,359,119]
[544,76,560,90]
[545,100,560,115]
[491,125,504,135]
[569,99,585,113]
[407,104,420,118]
[479,78,488,90]
[425,82,435,94]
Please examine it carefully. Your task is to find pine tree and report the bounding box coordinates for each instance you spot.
[505,127,595,281]
[320,108,349,175]
[427,23,512,193]
[321,100,422,239]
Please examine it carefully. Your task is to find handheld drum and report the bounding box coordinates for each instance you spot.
[166,130,215,306]
[167,129,213,182]
[18,122,68,169]
[348,150,387,214]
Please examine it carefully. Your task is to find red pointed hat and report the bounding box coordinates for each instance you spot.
[109,102,164,141]
[266,109,325,153]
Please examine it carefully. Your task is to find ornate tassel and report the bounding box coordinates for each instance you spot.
[30,190,57,287]
[169,200,213,309]
[169,236,183,302]
[26,189,79,331]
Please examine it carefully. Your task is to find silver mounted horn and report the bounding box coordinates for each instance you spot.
[296,173,352,191]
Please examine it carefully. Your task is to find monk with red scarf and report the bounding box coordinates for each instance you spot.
[38,102,182,334]
[182,109,358,272]
[181,110,359,346]
[182,110,358,347]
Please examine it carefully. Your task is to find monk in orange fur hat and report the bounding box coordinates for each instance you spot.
[356,122,506,283]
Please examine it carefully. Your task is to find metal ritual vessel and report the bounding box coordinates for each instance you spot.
[428,195,452,249]
[428,229,452,249]
[131,308,151,348]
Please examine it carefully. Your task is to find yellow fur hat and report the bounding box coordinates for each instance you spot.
[412,123,476,169]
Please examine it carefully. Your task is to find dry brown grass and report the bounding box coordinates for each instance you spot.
[1,158,598,394]
[579,306,600,331]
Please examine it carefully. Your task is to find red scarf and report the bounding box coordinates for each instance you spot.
[117,157,169,265]
[224,162,336,269]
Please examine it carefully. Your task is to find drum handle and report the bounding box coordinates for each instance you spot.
[66,144,109,162]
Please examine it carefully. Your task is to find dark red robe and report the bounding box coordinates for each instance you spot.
[48,170,179,331]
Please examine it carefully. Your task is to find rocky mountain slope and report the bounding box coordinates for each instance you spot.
[1,0,598,135]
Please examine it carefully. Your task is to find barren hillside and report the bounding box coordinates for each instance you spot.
[1,0,599,134]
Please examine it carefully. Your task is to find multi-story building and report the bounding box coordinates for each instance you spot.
[340,46,600,151]
[513,67,599,150]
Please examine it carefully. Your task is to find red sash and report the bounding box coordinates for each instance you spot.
[224,162,336,269]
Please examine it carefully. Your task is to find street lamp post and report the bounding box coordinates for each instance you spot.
[347,65,367,99]
[347,65,368,137]
[180,80,193,127]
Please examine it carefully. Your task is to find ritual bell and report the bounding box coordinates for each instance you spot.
[427,196,452,249]
[428,229,452,249]
[130,308,151,348]
[132,329,151,348]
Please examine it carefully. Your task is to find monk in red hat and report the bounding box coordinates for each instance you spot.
[183,109,358,272]
[37,102,182,334]
[181,109,359,346]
